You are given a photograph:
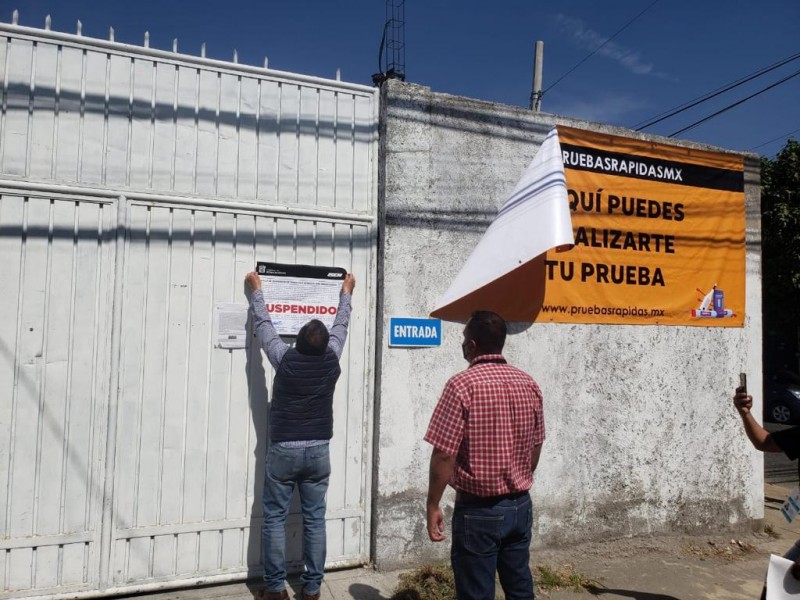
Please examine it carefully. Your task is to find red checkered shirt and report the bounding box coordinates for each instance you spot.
[424,354,545,497]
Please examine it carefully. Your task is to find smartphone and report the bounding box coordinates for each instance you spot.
[739,372,747,393]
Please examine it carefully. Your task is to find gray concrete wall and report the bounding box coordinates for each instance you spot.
[372,79,763,569]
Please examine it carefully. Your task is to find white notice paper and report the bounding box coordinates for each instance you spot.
[256,262,346,336]
[767,554,800,599]
[214,303,248,349]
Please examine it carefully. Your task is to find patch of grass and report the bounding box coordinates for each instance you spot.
[765,523,780,538]
[391,563,455,600]
[535,564,591,593]
[390,563,502,600]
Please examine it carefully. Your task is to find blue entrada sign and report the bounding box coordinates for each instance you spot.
[389,317,442,348]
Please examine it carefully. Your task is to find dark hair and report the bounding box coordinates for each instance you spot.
[295,319,330,356]
[465,310,507,354]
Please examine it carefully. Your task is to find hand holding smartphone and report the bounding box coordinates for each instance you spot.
[733,373,751,416]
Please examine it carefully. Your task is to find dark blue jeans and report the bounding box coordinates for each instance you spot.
[262,443,330,595]
[451,492,534,600]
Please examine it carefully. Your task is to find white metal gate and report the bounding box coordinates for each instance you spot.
[109,198,374,587]
[0,16,377,599]
[0,190,115,596]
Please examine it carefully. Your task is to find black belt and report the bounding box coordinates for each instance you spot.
[455,490,528,504]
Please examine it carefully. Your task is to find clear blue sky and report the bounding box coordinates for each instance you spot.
[11,0,800,157]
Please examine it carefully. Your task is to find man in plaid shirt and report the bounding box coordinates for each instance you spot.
[424,310,545,600]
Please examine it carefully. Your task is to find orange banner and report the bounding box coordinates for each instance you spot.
[538,126,746,326]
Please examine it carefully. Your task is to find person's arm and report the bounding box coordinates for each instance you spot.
[328,273,355,358]
[531,385,546,473]
[531,443,543,473]
[245,272,288,370]
[733,387,781,452]
[426,448,455,542]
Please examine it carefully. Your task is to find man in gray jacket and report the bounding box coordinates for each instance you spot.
[245,271,355,600]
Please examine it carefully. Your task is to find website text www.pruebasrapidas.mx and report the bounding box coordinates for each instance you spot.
[540,304,666,318]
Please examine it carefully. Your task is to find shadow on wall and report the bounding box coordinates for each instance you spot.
[2,82,376,143]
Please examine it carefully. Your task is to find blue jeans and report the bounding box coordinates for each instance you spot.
[451,492,534,600]
[262,443,331,594]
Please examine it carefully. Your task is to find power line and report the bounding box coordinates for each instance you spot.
[634,51,800,131]
[542,0,660,96]
[668,68,800,137]
[750,127,800,151]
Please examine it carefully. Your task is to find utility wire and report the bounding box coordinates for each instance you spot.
[542,0,660,96]
[750,127,800,151]
[668,68,800,137]
[634,51,800,130]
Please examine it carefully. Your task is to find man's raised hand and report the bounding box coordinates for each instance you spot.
[342,273,356,295]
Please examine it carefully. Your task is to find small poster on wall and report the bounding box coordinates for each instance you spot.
[256,262,347,336]
[214,302,249,349]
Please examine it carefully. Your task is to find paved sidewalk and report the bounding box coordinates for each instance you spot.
[129,482,800,600]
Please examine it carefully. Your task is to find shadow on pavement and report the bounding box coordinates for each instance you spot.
[346,583,386,600]
[585,584,680,600]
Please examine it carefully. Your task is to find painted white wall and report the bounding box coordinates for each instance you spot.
[373,80,763,568]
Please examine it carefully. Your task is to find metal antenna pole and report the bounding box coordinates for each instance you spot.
[373,0,406,85]
[530,41,544,111]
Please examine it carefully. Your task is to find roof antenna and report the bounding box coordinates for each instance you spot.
[372,0,405,86]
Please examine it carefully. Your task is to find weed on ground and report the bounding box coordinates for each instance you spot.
[391,562,592,599]
[534,564,592,593]
[683,538,757,561]
[764,523,780,538]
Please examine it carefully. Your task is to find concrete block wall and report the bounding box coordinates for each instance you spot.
[372,79,763,569]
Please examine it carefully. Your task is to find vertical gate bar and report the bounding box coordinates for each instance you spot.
[0,36,11,171]
[191,66,200,195]
[178,209,195,524]
[350,95,356,208]
[222,215,238,517]
[147,63,156,188]
[201,212,217,520]
[213,72,221,196]
[125,57,134,187]
[132,207,153,529]
[24,41,37,177]
[76,48,86,181]
[32,199,55,539]
[332,91,338,208]
[275,83,282,203]
[59,202,80,537]
[314,88,320,206]
[86,203,107,531]
[234,75,241,198]
[294,85,301,205]
[170,65,178,191]
[101,51,110,184]
[84,202,106,587]
[122,539,129,583]
[244,214,256,516]
[57,543,63,585]
[147,536,154,578]
[98,196,129,589]
[254,80,262,198]
[5,197,28,540]
[155,208,175,526]
[50,44,62,179]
